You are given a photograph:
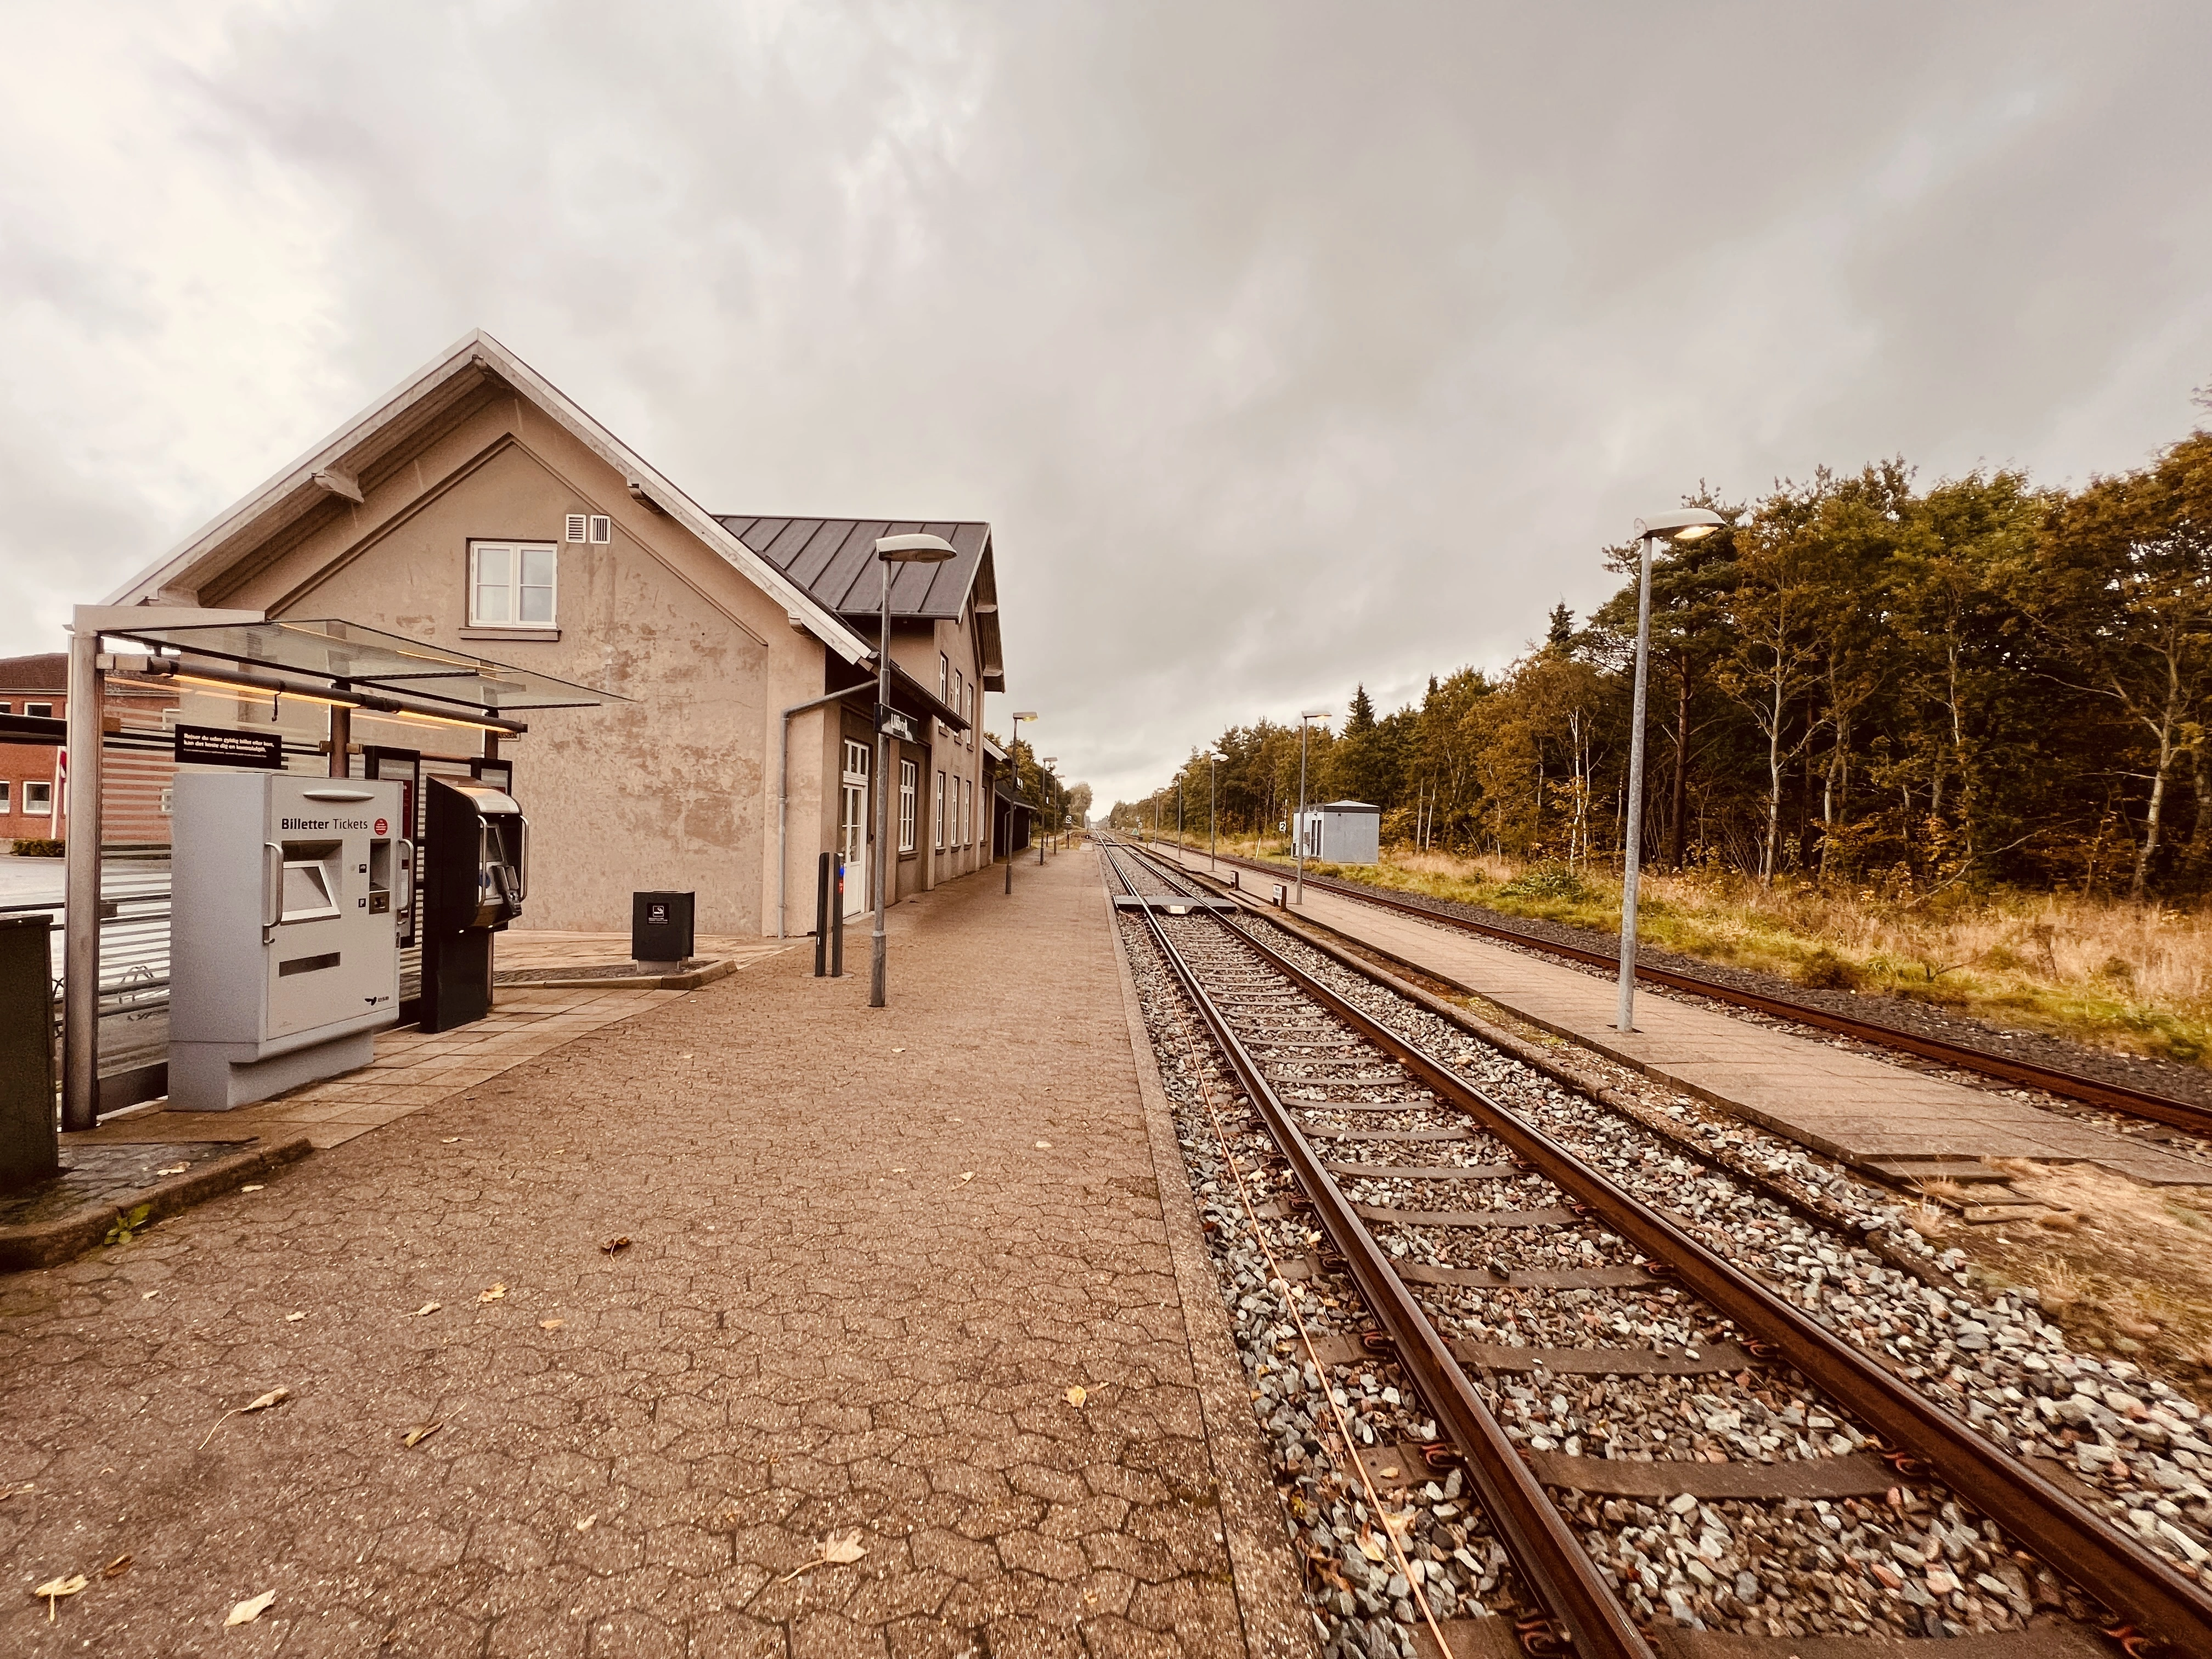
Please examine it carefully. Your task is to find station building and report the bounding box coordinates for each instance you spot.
[101,331,1011,938]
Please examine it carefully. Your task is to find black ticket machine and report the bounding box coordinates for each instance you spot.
[421,776,528,1031]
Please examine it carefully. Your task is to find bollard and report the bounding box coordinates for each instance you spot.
[814,852,831,977]
[831,857,846,977]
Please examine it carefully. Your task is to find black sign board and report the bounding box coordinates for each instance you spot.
[875,704,921,745]
[174,724,283,770]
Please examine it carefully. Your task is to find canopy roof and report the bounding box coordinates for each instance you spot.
[100,618,624,713]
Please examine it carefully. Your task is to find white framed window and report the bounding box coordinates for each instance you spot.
[939,652,949,701]
[25,781,52,816]
[934,771,946,851]
[468,541,557,627]
[963,776,974,846]
[25,702,53,718]
[159,786,172,817]
[0,781,10,812]
[0,702,11,714]
[899,759,917,853]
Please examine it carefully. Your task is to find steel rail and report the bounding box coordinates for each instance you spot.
[1103,842,1657,1659]
[1101,840,2212,1656]
[1178,845,2212,1136]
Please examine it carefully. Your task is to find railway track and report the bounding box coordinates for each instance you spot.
[1157,844,2212,1138]
[1102,836,2212,1659]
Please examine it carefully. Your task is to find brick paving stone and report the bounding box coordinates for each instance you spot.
[0,849,1313,1657]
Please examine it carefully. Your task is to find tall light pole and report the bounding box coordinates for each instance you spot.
[1007,711,1036,893]
[1042,758,1058,859]
[1296,710,1327,905]
[1616,509,1724,1031]
[869,534,960,1008]
[1207,751,1221,871]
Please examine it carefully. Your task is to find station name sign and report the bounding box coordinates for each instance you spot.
[875,704,921,745]
[174,724,283,770]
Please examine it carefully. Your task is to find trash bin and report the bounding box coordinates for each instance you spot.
[631,891,696,968]
[0,915,57,1189]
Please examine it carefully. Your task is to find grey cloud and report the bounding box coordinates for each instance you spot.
[1,1,2207,806]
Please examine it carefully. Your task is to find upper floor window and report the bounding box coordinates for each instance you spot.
[939,652,950,701]
[25,702,53,718]
[469,541,557,628]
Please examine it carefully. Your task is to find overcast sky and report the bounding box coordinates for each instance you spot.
[3,2,2207,805]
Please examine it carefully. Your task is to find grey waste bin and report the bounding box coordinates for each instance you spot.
[0,915,57,1189]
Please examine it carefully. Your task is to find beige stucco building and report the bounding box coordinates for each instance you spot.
[105,331,1008,938]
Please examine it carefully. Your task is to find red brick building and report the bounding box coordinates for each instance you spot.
[0,652,65,847]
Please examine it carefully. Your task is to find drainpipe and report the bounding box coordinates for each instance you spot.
[60,618,104,1132]
[777,689,859,939]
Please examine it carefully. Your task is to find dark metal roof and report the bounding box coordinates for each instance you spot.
[716,516,1004,691]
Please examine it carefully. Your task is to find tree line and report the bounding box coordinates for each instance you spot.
[1111,413,2212,899]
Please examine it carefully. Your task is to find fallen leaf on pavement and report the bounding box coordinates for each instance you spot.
[141,1290,160,1300]
[1357,1533,1386,1562]
[442,1137,461,1144]
[226,1590,275,1626]
[478,1284,506,1303]
[960,1172,975,1183]
[101,1555,131,1578]
[890,1047,905,1053]
[284,1312,306,1322]
[540,1318,565,1330]
[403,1420,443,1448]
[1035,1141,1052,1149]
[574,1515,596,1532]
[1066,1386,1087,1408]
[200,1386,292,1449]
[777,1531,867,1582]
[412,1302,441,1317]
[891,1167,906,1173]
[600,1236,631,1255]
[33,1574,87,1620]
[156,1164,188,1176]
[240,1184,263,1192]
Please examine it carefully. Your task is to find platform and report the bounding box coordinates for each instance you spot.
[1159,847,2211,1188]
[0,850,1313,1657]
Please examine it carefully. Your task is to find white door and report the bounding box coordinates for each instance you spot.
[839,740,870,918]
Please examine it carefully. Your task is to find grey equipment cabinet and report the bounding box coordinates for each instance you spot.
[170,772,410,1110]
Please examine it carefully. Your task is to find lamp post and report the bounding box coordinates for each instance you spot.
[1042,758,1058,859]
[869,533,960,1010]
[1206,751,1221,871]
[1615,508,1724,1031]
[1296,710,1327,905]
[1007,711,1036,893]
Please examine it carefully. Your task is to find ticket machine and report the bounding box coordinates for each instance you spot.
[419,776,528,1031]
[170,773,410,1109]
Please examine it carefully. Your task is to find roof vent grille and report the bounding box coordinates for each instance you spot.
[589,516,612,544]
[565,514,587,544]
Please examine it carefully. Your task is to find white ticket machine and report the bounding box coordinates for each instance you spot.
[170,772,411,1110]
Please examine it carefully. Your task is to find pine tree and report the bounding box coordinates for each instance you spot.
[1546,602,1575,650]
[1346,684,1377,734]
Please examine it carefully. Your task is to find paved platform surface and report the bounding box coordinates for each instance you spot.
[1161,848,2210,1187]
[1,849,1309,1657]
[76,985,696,1152]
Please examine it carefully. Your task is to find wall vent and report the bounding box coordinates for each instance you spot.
[589,515,612,544]
[565,514,588,543]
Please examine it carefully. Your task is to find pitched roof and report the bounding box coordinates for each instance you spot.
[0,653,66,692]
[104,331,878,667]
[716,517,1003,691]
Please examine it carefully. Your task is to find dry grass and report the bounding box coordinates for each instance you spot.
[1205,834,2212,1066]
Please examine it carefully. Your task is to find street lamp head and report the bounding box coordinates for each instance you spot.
[1632,508,1725,543]
[1012,710,1037,721]
[874,533,959,563]
[1300,709,1328,722]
